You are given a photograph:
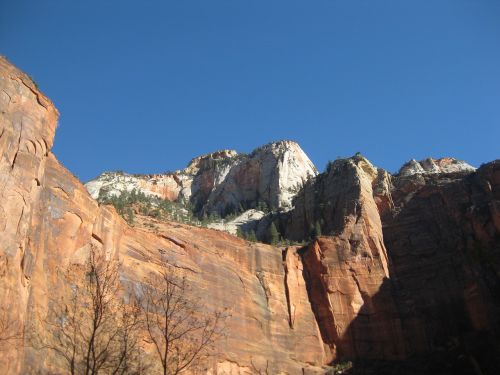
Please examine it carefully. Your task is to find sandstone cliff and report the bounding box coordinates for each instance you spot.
[0,57,330,374]
[281,153,500,373]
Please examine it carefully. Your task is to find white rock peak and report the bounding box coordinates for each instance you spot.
[85,140,318,214]
[398,157,475,177]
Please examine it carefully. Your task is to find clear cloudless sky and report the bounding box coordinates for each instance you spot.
[1,0,499,181]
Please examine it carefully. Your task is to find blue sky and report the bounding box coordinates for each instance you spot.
[1,0,499,181]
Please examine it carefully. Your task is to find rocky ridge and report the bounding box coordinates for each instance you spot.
[86,140,318,218]
[87,153,479,243]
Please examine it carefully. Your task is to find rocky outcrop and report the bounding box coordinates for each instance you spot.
[284,155,391,246]
[85,171,192,202]
[86,141,318,218]
[207,209,265,234]
[287,156,404,360]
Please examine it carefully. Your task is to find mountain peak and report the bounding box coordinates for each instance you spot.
[184,149,238,174]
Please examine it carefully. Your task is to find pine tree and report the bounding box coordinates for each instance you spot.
[247,230,257,242]
[268,222,280,245]
[314,221,322,238]
[125,207,135,224]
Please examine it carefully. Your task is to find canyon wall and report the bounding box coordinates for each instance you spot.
[1,57,499,374]
[285,154,500,372]
[0,57,330,374]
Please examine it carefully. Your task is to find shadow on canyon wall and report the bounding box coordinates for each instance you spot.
[336,276,500,375]
[301,162,500,374]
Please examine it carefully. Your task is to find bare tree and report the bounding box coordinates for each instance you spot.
[139,260,227,375]
[111,301,146,375]
[33,245,145,375]
[250,358,270,375]
[0,305,23,350]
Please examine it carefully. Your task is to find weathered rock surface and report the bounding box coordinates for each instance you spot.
[0,56,59,374]
[284,156,390,245]
[207,209,265,235]
[382,162,500,359]
[86,141,318,218]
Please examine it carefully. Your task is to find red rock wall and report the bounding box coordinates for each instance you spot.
[295,157,406,361]
[285,154,500,367]
[0,57,328,374]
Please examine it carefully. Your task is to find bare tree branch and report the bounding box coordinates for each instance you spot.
[250,358,270,375]
[31,244,145,375]
[138,259,229,375]
[0,305,24,351]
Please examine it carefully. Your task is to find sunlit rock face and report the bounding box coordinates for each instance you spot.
[285,155,404,360]
[0,57,328,374]
[85,171,190,202]
[86,140,318,217]
[284,155,390,251]
[207,208,266,234]
[0,56,59,374]
[199,140,318,215]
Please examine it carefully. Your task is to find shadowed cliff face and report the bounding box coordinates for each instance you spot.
[382,164,500,358]
[1,57,499,375]
[289,155,500,372]
[333,162,500,374]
